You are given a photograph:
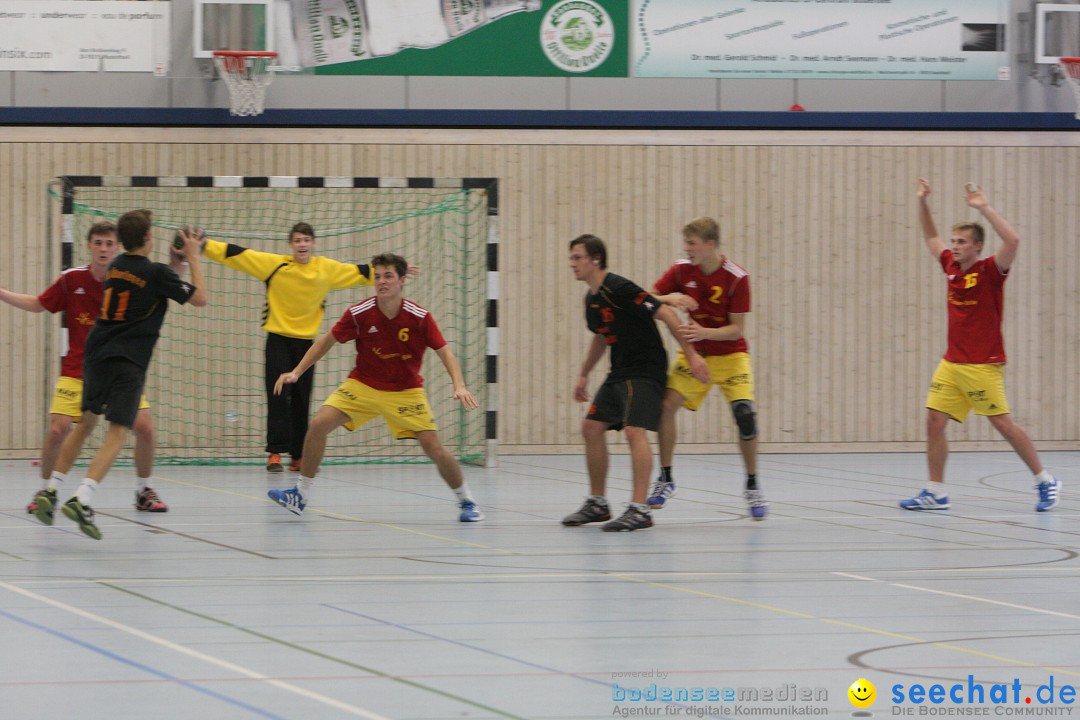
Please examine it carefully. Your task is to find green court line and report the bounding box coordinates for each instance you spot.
[97,581,526,720]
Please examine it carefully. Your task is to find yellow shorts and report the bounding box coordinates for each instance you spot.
[667,351,755,411]
[926,359,1010,422]
[323,378,437,439]
[48,376,150,418]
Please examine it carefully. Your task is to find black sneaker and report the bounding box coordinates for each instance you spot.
[61,498,102,540]
[561,497,612,526]
[602,506,654,532]
[32,489,58,526]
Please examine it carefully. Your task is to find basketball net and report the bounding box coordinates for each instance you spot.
[213,51,277,117]
[1059,57,1080,120]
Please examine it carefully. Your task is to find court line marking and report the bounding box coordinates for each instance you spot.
[0,580,391,720]
[99,581,528,720]
[5,561,1079,587]
[612,574,1080,679]
[6,660,1078,688]
[325,604,611,687]
[154,474,514,553]
[836,571,1080,622]
[0,607,286,720]
[96,510,277,559]
[322,604,698,712]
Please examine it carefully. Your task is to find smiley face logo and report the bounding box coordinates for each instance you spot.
[848,678,876,708]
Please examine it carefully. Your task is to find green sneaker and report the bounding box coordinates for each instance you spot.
[32,489,58,526]
[61,498,102,540]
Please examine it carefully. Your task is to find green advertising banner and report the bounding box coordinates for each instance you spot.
[633,0,1010,80]
[283,0,626,76]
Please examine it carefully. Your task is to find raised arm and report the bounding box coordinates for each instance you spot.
[203,238,286,281]
[966,182,1019,272]
[0,288,45,313]
[185,253,208,307]
[574,333,607,402]
[655,304,710,383]
[434,344,479,409]
[918,178,946,259]
[274,330,339,395]
[176,226,208,307]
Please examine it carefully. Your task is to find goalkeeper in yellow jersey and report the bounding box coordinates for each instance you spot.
[205,223,393,472]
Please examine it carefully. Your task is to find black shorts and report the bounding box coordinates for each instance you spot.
[82,358,146,428]
[586,377,664,432]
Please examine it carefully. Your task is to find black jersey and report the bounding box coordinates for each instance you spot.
[584,273,667,384]
[84,253,196,370]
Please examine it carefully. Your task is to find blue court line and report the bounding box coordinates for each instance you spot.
[0,608,287,720]
[322,603,611,688]
[322,604,698,712]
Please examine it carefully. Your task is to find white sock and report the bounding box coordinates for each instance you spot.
[630,502,650,513]
[48,470,67,491]
[297,477,314,500]
[927,481,946,497]
[135,478,150,494]
[75,478,100,505]
[589,494,608,505]
[452,482,474,503]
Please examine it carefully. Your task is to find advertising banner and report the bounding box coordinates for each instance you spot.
[0,0,169,72]
[633,0,1009,80]
[279,0,626,76]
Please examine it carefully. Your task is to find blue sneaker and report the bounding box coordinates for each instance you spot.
[745,488,768,521]
[268,487,306,515]
[459,499,484,522]
[899,489,950,511]
[646,479,677,509]
[1035,476,1060,512]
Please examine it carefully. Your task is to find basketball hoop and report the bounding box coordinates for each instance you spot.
[1059,57,1080,120]
[213,51,277,117]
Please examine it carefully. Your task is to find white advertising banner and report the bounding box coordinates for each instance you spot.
[0,1,169,72]
[634,0,1010,80]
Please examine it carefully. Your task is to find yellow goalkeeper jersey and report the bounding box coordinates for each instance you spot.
[205,239,373,339]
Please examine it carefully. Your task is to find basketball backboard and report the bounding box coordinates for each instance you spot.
[1035,3,1080,63]
[193,0,274,59]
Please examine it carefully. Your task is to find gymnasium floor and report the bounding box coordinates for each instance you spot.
[1,451,1077,720]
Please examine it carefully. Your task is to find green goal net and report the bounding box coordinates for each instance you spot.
[50,177,494,466]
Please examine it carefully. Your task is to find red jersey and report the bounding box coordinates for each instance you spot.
[332,297,447,392]
[940,249,1007,364]
[37,266,102,379]
[654,257,751,356]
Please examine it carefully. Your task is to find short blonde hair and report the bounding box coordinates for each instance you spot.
[951,221,985,246]
[682,216,720,244]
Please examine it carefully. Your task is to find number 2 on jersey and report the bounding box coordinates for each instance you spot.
[100,287,130,321]
[709,286,723,303]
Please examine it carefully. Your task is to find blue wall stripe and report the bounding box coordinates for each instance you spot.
[7,107,1079,130]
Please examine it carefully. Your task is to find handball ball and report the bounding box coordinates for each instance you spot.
[172,225,207,250]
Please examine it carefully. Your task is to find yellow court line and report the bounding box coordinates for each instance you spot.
[613,574,1078,680]
[153,474,514,554]
[151,474,1074,677]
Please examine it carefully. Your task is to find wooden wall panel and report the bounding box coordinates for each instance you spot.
[0,130,1077,459]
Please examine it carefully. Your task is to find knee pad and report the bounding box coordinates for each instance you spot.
[731,400,757,441]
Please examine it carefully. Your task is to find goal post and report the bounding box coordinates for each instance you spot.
[51,175,499,467]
